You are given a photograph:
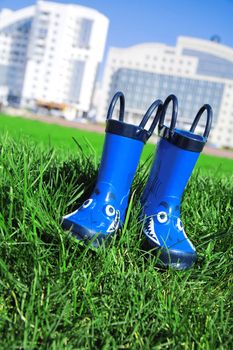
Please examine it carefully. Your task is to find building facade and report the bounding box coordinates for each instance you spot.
[99,37,233,148]
[0,0,109,119]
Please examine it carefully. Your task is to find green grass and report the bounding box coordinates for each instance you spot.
[0,132,232,349]
[1,113,233,175]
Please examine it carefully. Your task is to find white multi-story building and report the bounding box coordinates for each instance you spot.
[99,37,233,148]
[0,0,109,118]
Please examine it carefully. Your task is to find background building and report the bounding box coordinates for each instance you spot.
[0,0,109,119]
[99,37,233,148]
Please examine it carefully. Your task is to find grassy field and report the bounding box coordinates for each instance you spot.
[0,113,233,175]
[0,115,233,349]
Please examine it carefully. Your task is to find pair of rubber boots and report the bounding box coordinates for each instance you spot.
[62,92,212,270]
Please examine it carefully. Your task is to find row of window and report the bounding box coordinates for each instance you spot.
[0,56,26,64]
[109,68,225,122]
[111,64,192,76]
[112,56,193,65]
[30,85,76,101]
[117,69,223,89]
[183,48,233,80]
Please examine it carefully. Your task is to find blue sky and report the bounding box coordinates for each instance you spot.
[1,0,233,50]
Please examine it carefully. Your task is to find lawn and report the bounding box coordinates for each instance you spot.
[0,113,233,175]
[0,114,232,349]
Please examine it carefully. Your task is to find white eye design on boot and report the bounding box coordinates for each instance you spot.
[105,205,116,217]
[176,218,184,231]
[157,211,168,223]
[82,198,93,209]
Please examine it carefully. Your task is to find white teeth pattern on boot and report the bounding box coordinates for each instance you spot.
[107,210,120,233]
[63,208,79,219]
[143,217,160,245]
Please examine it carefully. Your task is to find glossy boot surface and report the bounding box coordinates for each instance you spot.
[63,133,144,246]
[141,95,213,269]
[62,92,163,246]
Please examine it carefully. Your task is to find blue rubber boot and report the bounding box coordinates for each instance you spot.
[62,92,163,247]
[141,95,213,270]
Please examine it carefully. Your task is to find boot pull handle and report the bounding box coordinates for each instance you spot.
[190,104,213,138]
[139,99,163,137]
[107,91,125,121]
[158,94,178,132]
